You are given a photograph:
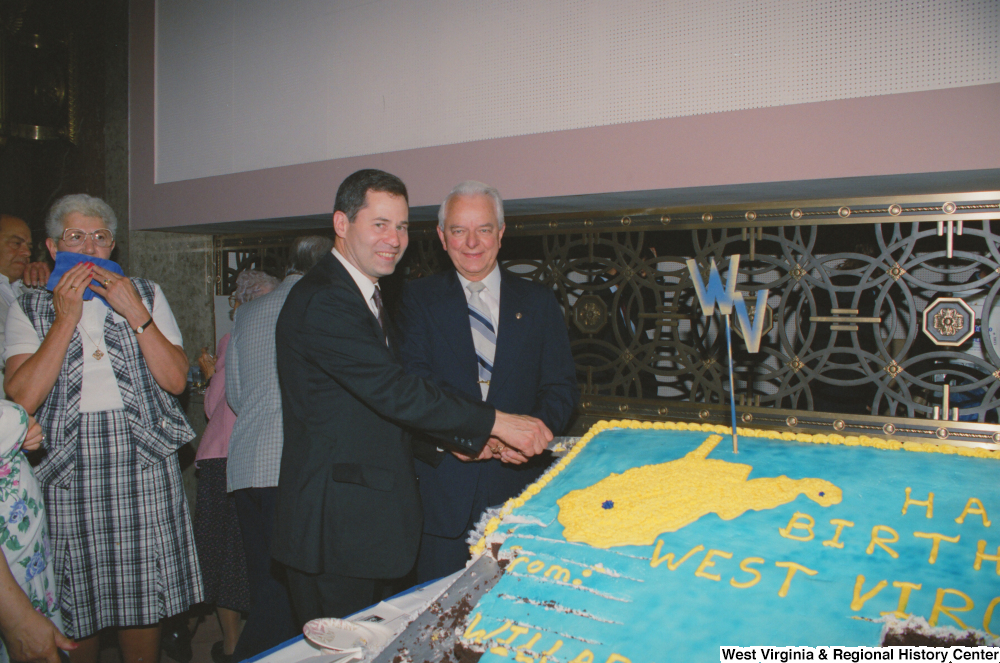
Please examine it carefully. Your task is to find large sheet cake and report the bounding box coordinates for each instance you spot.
[460,420,1000,661]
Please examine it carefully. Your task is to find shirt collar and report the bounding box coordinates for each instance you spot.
[0,273,22,294]
[456,263,501,296]
[332,247,377,304]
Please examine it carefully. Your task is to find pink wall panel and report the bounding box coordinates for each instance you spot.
[131,2,1000,232]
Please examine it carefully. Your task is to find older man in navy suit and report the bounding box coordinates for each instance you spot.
[399,181,578,582]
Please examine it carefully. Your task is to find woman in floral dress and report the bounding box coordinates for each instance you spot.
[0,399,72,663]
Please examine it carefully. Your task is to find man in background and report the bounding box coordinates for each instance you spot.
[273,169,552,622]
[398,181,578,582]
[226,235,333,660]
[0,214,51,392]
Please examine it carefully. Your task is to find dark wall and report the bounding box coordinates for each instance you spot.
[0,0,128,266]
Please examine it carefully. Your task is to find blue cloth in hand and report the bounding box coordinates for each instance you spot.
[45,252,126,308]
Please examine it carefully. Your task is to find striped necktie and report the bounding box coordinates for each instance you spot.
[467,281,495,400]
[371,285,386,331]
[371,285,389,347]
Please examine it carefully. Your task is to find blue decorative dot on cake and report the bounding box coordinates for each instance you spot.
[819,492,825,497]
[602,500,614,510]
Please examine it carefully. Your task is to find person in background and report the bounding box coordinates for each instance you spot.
[398,181,578,582]
[194,270,278,663]
[3,194,201,663]
[225,236,331,660]
[0,400,73,663]
[0,215,52,394]
[273,169,552,623]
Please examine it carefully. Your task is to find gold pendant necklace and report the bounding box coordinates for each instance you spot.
[77,324,105,361]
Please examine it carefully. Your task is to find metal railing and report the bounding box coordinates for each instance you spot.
[214,190,1000,447]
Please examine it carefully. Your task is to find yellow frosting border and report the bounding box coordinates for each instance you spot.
[468,419,1000,556]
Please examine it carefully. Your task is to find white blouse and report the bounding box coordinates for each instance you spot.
[2,285,184,412]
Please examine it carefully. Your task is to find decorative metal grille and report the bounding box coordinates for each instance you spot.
[214,191,1000,446]
[214,235,296,295]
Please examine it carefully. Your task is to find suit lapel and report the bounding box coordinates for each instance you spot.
[488,269,526,400]
[432,271,480,394]
[324,254,388,346]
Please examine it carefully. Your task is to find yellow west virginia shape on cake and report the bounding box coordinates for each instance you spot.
[557,434,843,548]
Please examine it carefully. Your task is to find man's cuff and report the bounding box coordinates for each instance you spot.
[440,405,495,456]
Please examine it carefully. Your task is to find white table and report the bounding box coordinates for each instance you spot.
[243,571,462,663]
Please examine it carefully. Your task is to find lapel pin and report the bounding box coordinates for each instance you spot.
[515,312,523,319]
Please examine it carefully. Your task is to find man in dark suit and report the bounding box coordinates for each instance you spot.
[398,181,579,582]
[273,169,552,623]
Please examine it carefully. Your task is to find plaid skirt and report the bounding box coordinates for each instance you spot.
[43,409,204,639]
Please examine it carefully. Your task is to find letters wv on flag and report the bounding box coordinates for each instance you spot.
[686,255,769,353]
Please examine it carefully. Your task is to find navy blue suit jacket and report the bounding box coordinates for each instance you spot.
[398,268,578,538]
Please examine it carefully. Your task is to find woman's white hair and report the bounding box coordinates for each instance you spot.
[234,270,280,305]
[45,194,118,239]
[437,181,504,230]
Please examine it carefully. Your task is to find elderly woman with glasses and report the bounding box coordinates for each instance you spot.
[2,194,201,663]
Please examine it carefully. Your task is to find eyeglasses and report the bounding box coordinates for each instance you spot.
[61,228,114,248]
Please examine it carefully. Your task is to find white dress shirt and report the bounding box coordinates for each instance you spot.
[332,248,381,318]
[0,274,25,393]
[3,285,183,412]
[457,264,502,329]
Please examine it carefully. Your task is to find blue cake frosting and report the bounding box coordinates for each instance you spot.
[463,422,1000,662]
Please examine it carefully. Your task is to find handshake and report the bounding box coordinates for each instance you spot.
[453,411,553,465]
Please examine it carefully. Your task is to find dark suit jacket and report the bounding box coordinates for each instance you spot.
[273,254,495,578]
[398,268,578,538]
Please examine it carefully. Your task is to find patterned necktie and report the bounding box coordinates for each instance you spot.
[467,281,496,400]
[371,285,386,332]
